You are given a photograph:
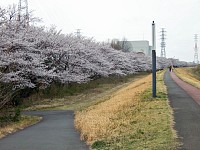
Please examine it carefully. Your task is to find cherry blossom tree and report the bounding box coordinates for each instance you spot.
[0,5,191,109]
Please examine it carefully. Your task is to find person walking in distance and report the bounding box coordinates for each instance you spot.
[169,66,173,72]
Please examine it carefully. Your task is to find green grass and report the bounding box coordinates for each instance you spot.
[173,67,200,89]
[192,65,200,80]
[1,70,178,149]
[78,71,179,150]
[106,75,178,150]
[25,72,149,111]
[30,74,144,99]
[0,72,149,137]
[89,71,178,150]
[1,73,150,139]
[0,115,41,138]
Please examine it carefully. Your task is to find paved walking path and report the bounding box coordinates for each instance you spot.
[0,110,88,150]
[170,72,200,105]
[164,71,200,150]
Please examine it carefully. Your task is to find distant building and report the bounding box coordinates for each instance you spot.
[118,40,152,56]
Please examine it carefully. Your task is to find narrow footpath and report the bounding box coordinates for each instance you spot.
[0,110,88,150]
[164,71,200,150]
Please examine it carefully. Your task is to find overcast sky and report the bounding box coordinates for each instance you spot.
[1,0,200,62]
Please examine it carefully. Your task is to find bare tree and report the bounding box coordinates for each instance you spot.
[121,37,131,52]
[111,39,121,50]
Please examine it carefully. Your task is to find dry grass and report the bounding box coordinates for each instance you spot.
[75,75,150,142]
[75,71,178,149]
[0,115,41,139]
[25,86,131,111]
[25,74,148,111]
[174,67,200,89]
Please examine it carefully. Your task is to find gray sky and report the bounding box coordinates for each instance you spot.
[1,0,200,62]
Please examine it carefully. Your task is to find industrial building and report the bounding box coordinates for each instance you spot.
[118,40,152,56]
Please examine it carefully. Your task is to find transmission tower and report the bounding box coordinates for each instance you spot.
[160,28,166,58]
[17,0,29,27]
[194,34,199,64]
[75,29,81,38]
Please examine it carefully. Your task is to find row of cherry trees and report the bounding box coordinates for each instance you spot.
[0,5,190,109]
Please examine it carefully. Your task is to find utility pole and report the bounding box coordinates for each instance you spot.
[75,29,81,38]
[160,28,166,58]
[194,34,199,64]
[152,21,156,97]
[152,21,156,51]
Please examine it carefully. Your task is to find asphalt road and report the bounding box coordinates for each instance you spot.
[0,110,88,150]
[164,71,200,150]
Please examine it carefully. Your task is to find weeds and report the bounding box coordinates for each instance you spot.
[75,71,178,149]
[25,73,149,111]
[91,140,107,149]
[0,107,22,127]
[27,74,147,101]
[174,67,200,89]
[194,65,200,76]
[0,115,41,138]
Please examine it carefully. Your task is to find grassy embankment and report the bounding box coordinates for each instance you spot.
[0,73,148,138]
[25,73,149,111]
[0,115,41,138]
[173,66,200,89]
[75,71,178,150]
